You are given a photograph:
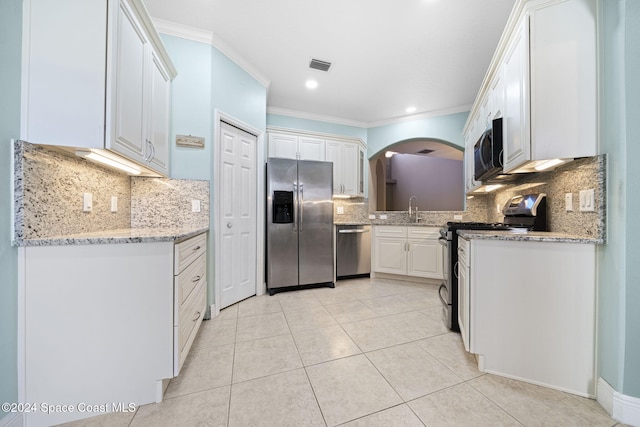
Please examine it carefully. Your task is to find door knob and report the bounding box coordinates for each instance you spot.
[227,222,232,228]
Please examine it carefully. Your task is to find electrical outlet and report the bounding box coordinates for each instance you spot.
[336,206,344,215]
[111,196,118,212]
[565,193,573,211]
[369,214,376,220]
[453,214,463,220]
[83,193,92,212]
[379,214,388,220]
[496,203,501,213]
[191,199,201,213]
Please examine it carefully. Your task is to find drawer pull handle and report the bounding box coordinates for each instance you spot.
[193,246,201,251]
[193,311,201,321]
[192,275,201,282]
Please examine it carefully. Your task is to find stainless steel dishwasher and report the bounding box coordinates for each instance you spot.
[336,225,371,279]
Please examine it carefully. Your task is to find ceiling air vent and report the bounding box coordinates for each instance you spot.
[416,149,435,155]
[309,59,332,72]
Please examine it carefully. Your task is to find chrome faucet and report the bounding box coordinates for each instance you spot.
[408,196,418,222]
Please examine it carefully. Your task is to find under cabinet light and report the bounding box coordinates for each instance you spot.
[75,150,142,175]
[534,159,565,171]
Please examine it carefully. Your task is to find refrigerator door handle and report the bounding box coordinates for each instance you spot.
[299,183,304,232]
[293,183,298,231]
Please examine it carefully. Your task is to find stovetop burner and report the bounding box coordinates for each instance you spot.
[444,221,513,230]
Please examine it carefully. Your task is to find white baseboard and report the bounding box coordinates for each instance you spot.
[598,377,640,426]
[0,413,23,427]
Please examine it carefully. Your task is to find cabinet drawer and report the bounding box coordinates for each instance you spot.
[175,254,206,323]
[408,226,440,239]
[375,226,407,238]
[176,280,206,370]
[174,233,207,274]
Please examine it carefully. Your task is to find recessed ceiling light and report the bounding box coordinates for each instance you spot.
[305,79,318,89]
[406,106,417,114]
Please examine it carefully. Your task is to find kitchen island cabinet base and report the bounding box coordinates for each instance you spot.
[19,241,181,426]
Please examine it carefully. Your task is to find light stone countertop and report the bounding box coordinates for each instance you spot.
[457,229,603,244]
[14,226,209,247]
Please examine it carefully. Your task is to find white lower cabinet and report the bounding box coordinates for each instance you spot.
[372,226,443,280]
[457,236,470,352]
[19,232,207,426]
[468,238,596,397]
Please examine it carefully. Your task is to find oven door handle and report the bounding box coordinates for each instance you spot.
[453,261,459,279]
[438,283,448,306]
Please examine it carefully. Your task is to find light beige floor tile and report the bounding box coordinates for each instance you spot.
[164,343,234,398]
[216,304,239,320]
[409,382,520,426]
[469,374,616,426]
[235,311,290,342]
[324,300,378,323]
[228,368,325,427]
[367,342,463,401]
[360,295,414,316]
[292,324,361,366]
[341,317,411,352]
[306,354,402,426]
[385,310,448,340]
[191,318,237,349]
[394,290,442,310]
[338,404,424,427]
[420,305,445,322]
[232,334,302,383]
[313,286,359,304]
[283,304,338,332]
[279,294,323,312]
[130,386,230,427]
[55,410,135,427]
[237,295,283,318]
[416,332,483,381]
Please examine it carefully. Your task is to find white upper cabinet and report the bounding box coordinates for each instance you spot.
[463,0,597,178]
[21,0,176,176]
[502,17,531,172]
[327,140,359,196]
[267,133,325,161]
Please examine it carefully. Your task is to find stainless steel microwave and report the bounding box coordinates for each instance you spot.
[473,117,503,182]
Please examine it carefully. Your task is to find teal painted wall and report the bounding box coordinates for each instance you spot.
[161,36,212,181]
[0,0,21,419]
[598,0,640,399]
[366,112,469,158]
[267,114,367,140]
[161,34,267,308]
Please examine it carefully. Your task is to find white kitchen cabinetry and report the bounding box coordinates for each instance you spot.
[19,232,207,426]
[267,132,325,161]
[326,140,359,196]
[21,0,176,176]
[463,0,597,177]
[372,226,443,280]
[469,238,596,397]
[173,233,207,375]
[457,236,470,352]
[267,128,366,197]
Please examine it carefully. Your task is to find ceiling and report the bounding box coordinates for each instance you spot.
[143,0,516,127]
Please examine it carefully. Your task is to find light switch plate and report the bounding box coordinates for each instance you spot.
[565,193,573,211]
[191,199,201,212]
[454,214,463,220]
[579,189,595,212]
[369,214,376,219]
[379,214,388,220]
[336,206,344,215]
[83,193,92,212]
[110,196,118,212]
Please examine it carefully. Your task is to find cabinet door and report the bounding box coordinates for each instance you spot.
[502,18,531,172]
[325,140,343,194]
[464,128,481,193]
[298,136,325,161]
[358,147,366,196]
[373,238,406,275]
[491,66,505,120]
[107,0,148,163]
[268,133,298,159]
[341,142,359,196]
[147,50,171,176]
[407,228,443,279]
[458,256,470,352]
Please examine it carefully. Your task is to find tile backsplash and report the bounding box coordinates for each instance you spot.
[14,141,209,241]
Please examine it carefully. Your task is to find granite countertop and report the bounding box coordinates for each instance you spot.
[334,220,445,227]
[14,226,209,247]
[457,229,603,244]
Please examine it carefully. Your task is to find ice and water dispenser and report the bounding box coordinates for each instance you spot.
[272,191,294,224]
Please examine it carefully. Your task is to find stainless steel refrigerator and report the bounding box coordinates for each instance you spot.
[266,158,334,295]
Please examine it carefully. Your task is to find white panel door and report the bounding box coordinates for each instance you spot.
[325,140,342,194]
[373,238,406,275]
[407,239,442,279]
[341,142,359,196]
[298,136,325,160]
[147,50,171,176]
[219,122,257,309]
[268,133,297,159]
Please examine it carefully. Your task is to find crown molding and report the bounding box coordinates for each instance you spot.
[267,106,368,129]
[151,18,271,89]
[366,104,472,128]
